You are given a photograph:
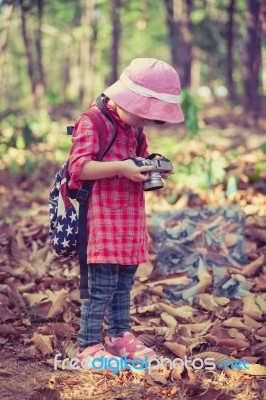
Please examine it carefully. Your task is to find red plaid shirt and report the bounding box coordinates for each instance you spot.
[68,102,149,264]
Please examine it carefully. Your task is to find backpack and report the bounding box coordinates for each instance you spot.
[49,95,144,299]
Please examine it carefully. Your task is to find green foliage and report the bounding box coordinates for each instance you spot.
[147,135,189,161]
[226,175,238,196]
[119,0,169,64]
[45,90,62,106]
[259,143,266,154]
[7,154,38,176]
[255,160,266,174]
[192,0,246,84]
[249,143,266,181]
[180,89,200,139]
[0,110,69,176]
[0,111,50,149]
[169,148,227,191]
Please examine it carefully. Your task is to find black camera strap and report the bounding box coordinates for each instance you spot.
[146,153,170,161]
[123,154,170,166]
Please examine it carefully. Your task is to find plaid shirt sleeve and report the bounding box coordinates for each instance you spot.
[68,115,99,189]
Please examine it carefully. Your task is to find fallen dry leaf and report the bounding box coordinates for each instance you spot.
[38,322,75,337]
[149,371,168,384]
[23,293,49,308]
[254,275,266,291]
[198,293,228,313]
[0,323,17,335]
[244,314,262,329]
[222,317,248,329]
[135,262,153,280]
[243,294,263,321]
[0,302,16,322]
[33,333,55,356]
[257,327,266,336]
[241,255,265,277]
[47,289,69,318]
[160,312,177,340]
[217,338,249,349]
[158,302,195,320]
[163,341,187,358]
[255,294,266,314]
[136,334,156,348]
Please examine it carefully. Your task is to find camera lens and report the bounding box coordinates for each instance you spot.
[142,171,164,191]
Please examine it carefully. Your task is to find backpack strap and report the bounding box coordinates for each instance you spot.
[83,109,109,159]
[76,96,118,299]
[136,128,144,157]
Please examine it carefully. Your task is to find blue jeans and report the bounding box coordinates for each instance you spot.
[78,263,138,351]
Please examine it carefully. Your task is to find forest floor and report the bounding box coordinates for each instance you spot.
[0,101,266,400]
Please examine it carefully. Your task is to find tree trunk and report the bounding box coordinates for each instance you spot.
[253,1,266,99]
[163,0,181,71]
[164,0,193,88]
[108,0,121,86]
[79,0,97,106]
[19,0,37,107]
[35,0,46,100]
[0,3,13,85]
[226,0,236,101]
[62,52,71,103]
[180,0,193,88]
[242,0,262,111]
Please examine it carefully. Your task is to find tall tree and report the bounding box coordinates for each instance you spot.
[226,0,236,101]
[108,0,121,85]
[180,0,193,89]
[242,0,264,111]
[253,1,266,106]
[0,2,13,86]
[19,0,38,106]
[164,0,180,71]
[79,0,97,105]
[164,0,193,89]
[35,0,46,98]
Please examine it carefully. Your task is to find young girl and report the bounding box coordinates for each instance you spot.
[68,58,184,369]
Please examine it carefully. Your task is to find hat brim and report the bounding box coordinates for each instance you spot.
[103,80,184,124]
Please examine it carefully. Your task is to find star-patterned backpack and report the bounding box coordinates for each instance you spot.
[49,96,119,298]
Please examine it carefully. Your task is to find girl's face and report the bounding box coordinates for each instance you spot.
[117,108,151,127]
[108,100,164,127]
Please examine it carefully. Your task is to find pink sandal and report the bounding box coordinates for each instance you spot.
[77,343,122,373]
[105,331,157,361]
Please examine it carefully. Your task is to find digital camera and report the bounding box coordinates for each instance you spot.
[134,156,173,191]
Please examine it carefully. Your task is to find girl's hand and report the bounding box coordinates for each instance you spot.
[153,155,174,179]
[161,170,174,179]
[120,159,154,182]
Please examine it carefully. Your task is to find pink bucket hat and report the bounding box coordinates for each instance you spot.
[103,58,184,123]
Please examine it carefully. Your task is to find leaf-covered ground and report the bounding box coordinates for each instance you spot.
[0,104,266,399]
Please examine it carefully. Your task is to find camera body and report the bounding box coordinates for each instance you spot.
[134,156,173,191]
